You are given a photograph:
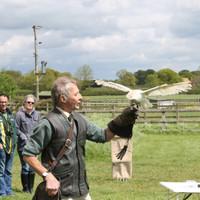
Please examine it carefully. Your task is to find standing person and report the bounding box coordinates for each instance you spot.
[23,76,138,200]
[0,93,17,196]
[15,94,40,193]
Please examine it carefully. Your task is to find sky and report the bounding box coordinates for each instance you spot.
[0,0,200,79]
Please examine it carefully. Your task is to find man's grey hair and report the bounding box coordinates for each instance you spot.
[51,76,77,108]
[23,94,37,105]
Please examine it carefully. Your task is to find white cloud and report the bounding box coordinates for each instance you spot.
[0,0,200,79]
[69,34,124,52]
[0,35,31,52]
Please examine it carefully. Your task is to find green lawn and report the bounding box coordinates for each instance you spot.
[86,133,200,200]
[6,121,200,200]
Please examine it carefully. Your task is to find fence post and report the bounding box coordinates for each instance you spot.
[112,104,115,118]
[46,102,49,112]
[161,110,167,131]
[143,110,147,124]
[176,103,179,123]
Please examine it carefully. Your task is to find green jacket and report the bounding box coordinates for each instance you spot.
[0,108,17,154]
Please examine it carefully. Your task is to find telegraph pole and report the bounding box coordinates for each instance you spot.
[32,25,42,100]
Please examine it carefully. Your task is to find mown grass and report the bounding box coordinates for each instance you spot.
[5,113,200,200]
[86,132,200,200]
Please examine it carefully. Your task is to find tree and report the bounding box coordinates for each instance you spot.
[134,69,155,85]
[0,74,18,98]
[40,68,72,91]
[157,68,182,84]
[20,71,35,91]
[75,65,93,81]
[145,73,161,88]
[179,70,192,80]
[19,68,72,95]
[191,71,200,94]
[1,70,23,88]
[116,69,136,88]
[74,65,93,92]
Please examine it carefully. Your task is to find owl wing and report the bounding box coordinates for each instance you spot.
[95,80,132,93]
[143,81,192,97]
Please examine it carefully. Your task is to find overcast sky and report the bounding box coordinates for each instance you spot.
[0,0,200,79]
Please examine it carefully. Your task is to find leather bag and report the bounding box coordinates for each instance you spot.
[32,181,61,200]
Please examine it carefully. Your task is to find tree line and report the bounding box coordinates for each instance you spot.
[0,65,200,99]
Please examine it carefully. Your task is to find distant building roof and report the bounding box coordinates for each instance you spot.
[39,91,51,99]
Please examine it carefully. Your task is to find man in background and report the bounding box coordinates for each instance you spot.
[0,93,16,196]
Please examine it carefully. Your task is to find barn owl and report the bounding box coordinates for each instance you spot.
[95,80,192,108]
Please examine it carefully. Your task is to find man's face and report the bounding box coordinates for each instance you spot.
[62,84,82,112]
[0,96,9,112]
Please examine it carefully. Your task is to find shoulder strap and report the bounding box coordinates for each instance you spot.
[48,120,74,172]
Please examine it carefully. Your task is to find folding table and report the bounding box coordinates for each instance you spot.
[160,181,200,200]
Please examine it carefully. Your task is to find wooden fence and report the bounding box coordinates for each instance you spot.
[10,99,200,124]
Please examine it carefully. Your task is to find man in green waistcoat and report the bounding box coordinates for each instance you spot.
[23,76,138,200]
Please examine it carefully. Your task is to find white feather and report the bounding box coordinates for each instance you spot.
[95,80,192,108]
[95,80,131,93]
[143,81,192,96]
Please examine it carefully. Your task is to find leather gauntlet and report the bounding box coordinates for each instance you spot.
[108,107,138,138]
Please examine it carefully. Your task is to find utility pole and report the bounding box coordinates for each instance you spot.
[32,25,46,100]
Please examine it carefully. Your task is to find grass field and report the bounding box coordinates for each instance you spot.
[5,115,200,200]
[86,123,200,200]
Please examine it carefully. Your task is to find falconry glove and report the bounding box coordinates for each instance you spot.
[108,106,138,160]
[108,106,138,138]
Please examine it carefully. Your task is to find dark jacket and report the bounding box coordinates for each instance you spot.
[0,108,16,154]
[15,107,40,151]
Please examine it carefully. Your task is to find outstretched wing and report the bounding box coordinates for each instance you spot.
[95,80,132,93]
[143,81,192,97]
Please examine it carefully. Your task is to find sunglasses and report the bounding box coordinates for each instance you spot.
[27,101,35,105]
